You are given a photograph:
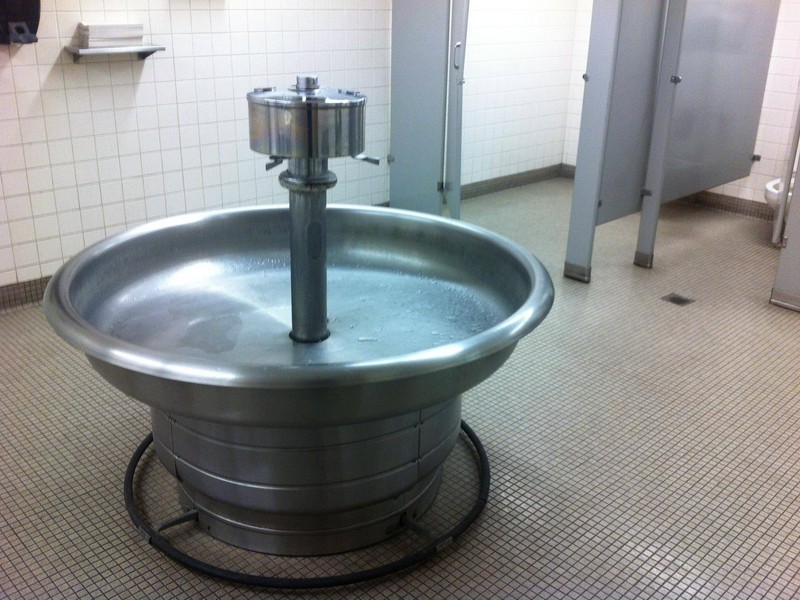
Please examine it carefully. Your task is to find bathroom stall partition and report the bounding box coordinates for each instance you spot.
[770,80,800,312]
[389,0,469,218]
[565,0,780,283]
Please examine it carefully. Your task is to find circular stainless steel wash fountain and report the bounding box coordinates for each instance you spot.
[45,76,554,557]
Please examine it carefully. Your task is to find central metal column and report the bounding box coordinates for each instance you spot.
[280,158,337,343]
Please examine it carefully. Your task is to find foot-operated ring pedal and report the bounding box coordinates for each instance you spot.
[124,420,490,590]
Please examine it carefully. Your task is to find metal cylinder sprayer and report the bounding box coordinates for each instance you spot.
[247,75,372,342]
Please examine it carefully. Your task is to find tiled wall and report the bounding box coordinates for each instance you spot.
[711,0,800,201]
[563,0,593,167]
[461,0,584,185]
[0,0,391,286]
[2,1,800,287]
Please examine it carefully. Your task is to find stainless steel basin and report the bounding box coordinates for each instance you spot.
[45,204,554,555]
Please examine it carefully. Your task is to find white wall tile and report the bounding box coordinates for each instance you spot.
[139,151,161,175]
[41,89,67,115]
[71,137,96,161]
[12,241,39,267]
[54,187,79,212]
[0,147,25,172]
[16,92,44,118]
[102,202,125,227]
[90,110,116,135]
[30,191,56,216]
[51,164,77,188]
[83,229,105,246]
[59,232,84,259]
[36,13,60,41]
[12,66,42,92]
[462,0,580,184]
[74,160,99,185]
[45,113,72,139]
[0,249,15,275]
[2,172,29,198]
[34,215,60,239]
[78,184,101,207]
[124,199,146,223]
[19,117,48,143]
[16,264,42,280]
[86,63,111,87]
[58,209,82,235]
[9,218,36,245]
[94,134,118,158]
[97,157,121,182]
[165,192,186,215]
[64,105,92,138]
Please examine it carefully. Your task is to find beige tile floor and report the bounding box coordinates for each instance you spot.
[3,178,800,598]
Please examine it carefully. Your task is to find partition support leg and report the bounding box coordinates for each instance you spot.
[634,194,661,268]
[564,185,599,284]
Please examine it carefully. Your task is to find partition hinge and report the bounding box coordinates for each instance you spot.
[752,154,761,162]
[670,75,682,84]
[641,188,652,197]
[437,181,446,192]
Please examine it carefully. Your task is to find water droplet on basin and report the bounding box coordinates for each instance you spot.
[358,337,378,342]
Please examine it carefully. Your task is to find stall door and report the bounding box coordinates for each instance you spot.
[389,0,469,217]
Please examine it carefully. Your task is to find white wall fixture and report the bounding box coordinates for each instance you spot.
[63,46,165,63]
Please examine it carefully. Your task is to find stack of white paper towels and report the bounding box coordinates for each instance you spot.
[77,22,143,48]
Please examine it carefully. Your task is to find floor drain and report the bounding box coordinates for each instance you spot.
[662,293,695,306]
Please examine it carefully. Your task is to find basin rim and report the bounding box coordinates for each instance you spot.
[44,205,554,390]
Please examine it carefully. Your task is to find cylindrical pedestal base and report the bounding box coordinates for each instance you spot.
[150,395,462,556]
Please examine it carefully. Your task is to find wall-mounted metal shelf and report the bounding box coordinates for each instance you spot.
[64,45,165,63]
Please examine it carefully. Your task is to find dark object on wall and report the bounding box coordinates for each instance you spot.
[0,0,40,44]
